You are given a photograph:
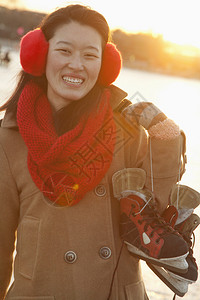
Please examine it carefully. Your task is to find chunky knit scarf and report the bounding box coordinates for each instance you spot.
[17,81,116,206]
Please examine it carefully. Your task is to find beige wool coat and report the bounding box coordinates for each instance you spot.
[0,85,186,300]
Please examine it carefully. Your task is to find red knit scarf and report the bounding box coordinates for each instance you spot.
[17,81,116,206]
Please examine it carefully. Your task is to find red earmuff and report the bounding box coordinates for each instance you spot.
[20,29,122,85]
[98,42,122,86]
[20,29,49,77]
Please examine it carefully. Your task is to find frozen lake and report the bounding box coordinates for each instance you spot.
[0,50,200,299]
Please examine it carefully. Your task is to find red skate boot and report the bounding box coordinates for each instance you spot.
[112,168,189,273]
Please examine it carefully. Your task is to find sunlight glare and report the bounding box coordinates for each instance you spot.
[24,0,66,13]
[23,0,200,49]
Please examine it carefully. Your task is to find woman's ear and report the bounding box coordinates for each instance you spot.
[20,28,49,76]
[98,42,122,86]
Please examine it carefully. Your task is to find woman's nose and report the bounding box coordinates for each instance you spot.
[68,53,84,70]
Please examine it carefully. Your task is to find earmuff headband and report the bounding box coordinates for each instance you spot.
[20,28,122,86]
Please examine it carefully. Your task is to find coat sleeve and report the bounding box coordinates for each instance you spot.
[0,142,19,299]
[122,102,186,212]
[141,130,186,212]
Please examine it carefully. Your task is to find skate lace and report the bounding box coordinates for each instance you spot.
[130,200,175,242]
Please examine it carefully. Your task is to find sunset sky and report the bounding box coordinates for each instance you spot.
[1,0,200,48]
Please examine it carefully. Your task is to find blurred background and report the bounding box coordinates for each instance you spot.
[1,0,200,78]
[0,0,200,299]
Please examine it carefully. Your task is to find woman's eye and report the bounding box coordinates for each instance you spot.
[57,49,71,54]
[85,53,98,58]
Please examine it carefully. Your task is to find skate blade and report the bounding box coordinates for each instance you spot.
[125,242,189,273]
[168,270,195,284]
[147,263,188,297]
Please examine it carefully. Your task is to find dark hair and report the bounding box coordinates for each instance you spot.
[0,4,110,127]
[41,4,110,46]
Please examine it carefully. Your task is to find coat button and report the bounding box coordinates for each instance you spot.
[95,184,106,197]
[99,247,112,259]
[64,251,77,264]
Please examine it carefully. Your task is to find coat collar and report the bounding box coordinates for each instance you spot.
[1,109,18,129]
[108,85,128,110]
[1,85,128,130]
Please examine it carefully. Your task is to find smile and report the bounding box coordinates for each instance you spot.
[62,76,84,85]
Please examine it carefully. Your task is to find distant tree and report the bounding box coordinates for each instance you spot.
[0,6,45,40]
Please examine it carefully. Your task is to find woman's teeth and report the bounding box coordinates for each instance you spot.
[63,76,83,84]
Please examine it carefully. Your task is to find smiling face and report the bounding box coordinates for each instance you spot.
[45,21,103,111]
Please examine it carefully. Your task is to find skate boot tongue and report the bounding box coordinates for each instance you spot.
[112,168,146,200]
[170,184,200,211]
[176,208,194,225]
[170,184,200,225]
[162,205,178,227]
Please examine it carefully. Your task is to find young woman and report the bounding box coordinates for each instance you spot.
[0,4,190,300]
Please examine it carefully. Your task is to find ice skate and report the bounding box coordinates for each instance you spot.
[164,185,200,282]
[147,213,200,297]
[112,168,189,273]
[170,213,199,282]
[147,185,200,297]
